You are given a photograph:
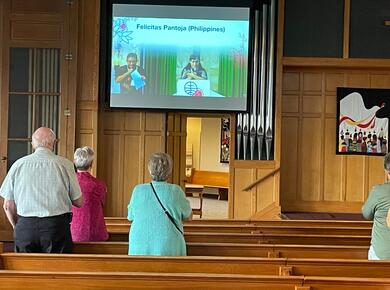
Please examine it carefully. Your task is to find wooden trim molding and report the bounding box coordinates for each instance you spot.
[283,57,390,69]
[343,0,350,58]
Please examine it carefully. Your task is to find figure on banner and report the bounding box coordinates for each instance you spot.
[115,52,146,94]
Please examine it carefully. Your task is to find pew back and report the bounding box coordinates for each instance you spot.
[71,242,369,259]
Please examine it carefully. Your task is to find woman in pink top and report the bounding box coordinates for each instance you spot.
[71,146,109,241]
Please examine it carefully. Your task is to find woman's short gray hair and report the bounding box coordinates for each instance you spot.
[74,146,94,170]
[148,152,173,181]
[384,152,390,172]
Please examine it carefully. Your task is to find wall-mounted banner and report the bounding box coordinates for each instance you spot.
[220,117,230,163]
[337,87,390,156]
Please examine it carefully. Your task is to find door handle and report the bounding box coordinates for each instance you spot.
[1,156,7,161]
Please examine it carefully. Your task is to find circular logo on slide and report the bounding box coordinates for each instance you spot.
[184,81,202,96]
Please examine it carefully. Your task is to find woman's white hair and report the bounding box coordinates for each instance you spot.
[148,152,173,181]
[74,146,94,170]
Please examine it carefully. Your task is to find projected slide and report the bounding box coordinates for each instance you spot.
[109,4,250,111]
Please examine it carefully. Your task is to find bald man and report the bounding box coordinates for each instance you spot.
[0,127,83,253]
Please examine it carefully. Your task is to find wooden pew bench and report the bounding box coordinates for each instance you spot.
[0,271,306,290]
[2,253,390,279]
[105,217,373,228]
[106,222,372,239]
[186,170,229,198]
[1,270,390,290]
[71,241,369,259]
[106,230,371,246]
[107,224,371,245]
[185,170,229,217]
[0,253,286,275]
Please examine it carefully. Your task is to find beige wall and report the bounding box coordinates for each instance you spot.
[186,117,201,170]
[200,118,229,173]
[187,117,229,173]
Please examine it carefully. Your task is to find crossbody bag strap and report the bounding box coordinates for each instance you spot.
[150,182,184,235]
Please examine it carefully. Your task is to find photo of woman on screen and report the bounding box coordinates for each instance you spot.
[180,55,208,80]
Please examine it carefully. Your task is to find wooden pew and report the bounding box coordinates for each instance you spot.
[0,271,306,290]
[1,270,390,290]
[0,253,286,275]
[106,222,372,236]
[107,230,371,246]
[105,217,373,228]
[303,276,390,290]
[287,258,390,278]
[3,253,390,279]
[72,242,369,259]
[186,170,229,198]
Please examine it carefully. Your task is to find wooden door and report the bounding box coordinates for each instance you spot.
[0,0,78,235]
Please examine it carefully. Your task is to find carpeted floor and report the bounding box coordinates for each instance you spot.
[282,212,365,220]
[187,196,228,219]
[187,196,365,220]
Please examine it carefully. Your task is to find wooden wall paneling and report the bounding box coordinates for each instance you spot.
[75,0,99,172]
[280,70,300,207]
[367,156,385,200]
[302,75,322,114]
[11,0,64,14]
[370,74,390,88]
[98,111,124,216]
[98,110,166,217]
[281,67,390,213]
[280,117,299,203]
[255,168,276,211]
[64,0,78,159]
[101,131,123,216]
[281,72,299,113]
[323,118,344,201]
[123,134,142,215]
[233,168,255,218]
[76,102,99,173]
[142,112,166,183]
[9,0,65,47]
[179,116,187,188]
[345,156,365,202]
[77,0,99,102]
[325,73,344,115]
[124,111,142,131]
[300,117,322,201]
[283,57,390,69]
[10,21,63,42]
[345,73,370,88]
[145,112,165,131]
[143,112,166,182]
[166,113,186,187]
